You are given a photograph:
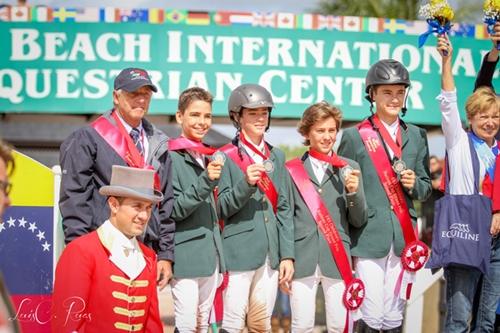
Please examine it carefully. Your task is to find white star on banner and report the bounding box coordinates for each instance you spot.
[36,230,45,241]
[28,222,37,233]
[42,241,51,252]
[6,217,16,227]
[18,217,27,228]
[0,223,5,233]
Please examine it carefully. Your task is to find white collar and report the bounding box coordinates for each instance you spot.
[115,110,144,133]
[380,117,399,136]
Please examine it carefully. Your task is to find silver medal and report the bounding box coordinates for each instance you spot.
[211,151,226,164]
[340,165,354,182]
[392,159,407,175]
[263,159,274,173]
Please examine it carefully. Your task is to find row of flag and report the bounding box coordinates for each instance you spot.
[0,5,489,39]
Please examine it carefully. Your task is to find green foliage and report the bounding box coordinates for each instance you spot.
[314,0,481,22]
[279,144,307,160]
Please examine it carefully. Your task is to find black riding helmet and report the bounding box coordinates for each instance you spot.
[365,59,411,115]
[228,84,274,131]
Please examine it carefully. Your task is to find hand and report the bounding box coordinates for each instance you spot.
[491,212,500,236]
[207,160,223,181]
[399,169,416,191]
[344,169,360,194]
[437,34,453,58]
[278,259,294,295]
[157,260,173,290]
[245,163,265,186]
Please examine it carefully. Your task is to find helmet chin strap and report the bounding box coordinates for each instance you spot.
[401,86,411,117]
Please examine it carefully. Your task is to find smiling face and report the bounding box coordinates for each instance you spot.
[239,107,269,144]
[108,197,153,239]
[469,106,500,146]
[372,84,407,123]
[176,100,212,142]
[305,117,338,154]
[113,86,153,128]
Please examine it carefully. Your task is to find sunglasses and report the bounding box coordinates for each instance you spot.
[0,180,11,196]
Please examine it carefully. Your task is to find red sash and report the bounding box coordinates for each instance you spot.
[220,142,278,213]
[357,119,428,272]
[286,158,365,315]
[91,112,161,190]
[168,137,217,155]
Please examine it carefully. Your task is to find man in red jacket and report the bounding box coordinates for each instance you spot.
[51,165,164,333]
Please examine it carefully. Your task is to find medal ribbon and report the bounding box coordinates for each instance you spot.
[239,131,271,160]
[168,136,217,156]
[372,115,402,160]
[308,149,348,168]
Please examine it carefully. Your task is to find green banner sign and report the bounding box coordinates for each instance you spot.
[0,22,493,125]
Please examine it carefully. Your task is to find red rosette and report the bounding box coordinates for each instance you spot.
[342,278,365,311]
[401,240,430,272]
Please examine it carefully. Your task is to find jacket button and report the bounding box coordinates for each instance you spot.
[262,197,266,203]
[130,297,135,303]
[264,216,269,223]
[318,188,322,194]
[390,205,394,210]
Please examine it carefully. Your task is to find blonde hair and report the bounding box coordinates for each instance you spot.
[465,86,500,121]
[297,101,342,146]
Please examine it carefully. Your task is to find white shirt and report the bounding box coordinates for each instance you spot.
[309,154,330,184]
[380,118,400,160]
[115,111,149,162]
[101,220,146,280]
[437,89,489,195]
[242,137,266,164]
[187,149,206,168]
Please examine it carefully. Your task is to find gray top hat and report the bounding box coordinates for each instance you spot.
[99,165,163,203]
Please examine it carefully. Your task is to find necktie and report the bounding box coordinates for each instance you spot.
[130,128,144,156]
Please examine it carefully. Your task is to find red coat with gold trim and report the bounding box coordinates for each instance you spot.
[51,230,162,333]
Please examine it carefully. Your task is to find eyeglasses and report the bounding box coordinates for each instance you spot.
[0,180,11,195]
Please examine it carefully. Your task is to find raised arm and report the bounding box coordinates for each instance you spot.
[474,22,499,92]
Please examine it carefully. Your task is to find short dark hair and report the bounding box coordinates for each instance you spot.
[177,87,213,114]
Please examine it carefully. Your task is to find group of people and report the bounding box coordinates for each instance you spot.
[0,25,498,333]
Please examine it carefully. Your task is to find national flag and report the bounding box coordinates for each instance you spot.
[449,23,475,38]
[362,17,384,33]
[404,20,428,36]
[475,24,488,39]
[253,12,276,28]
[186,11,210,25]
[343,16,362,31]
[99,7,119,22]
[276,13,295,29]
[314,15,342,30]
[383,18,407,34]
[53,7,77,22]
[296,13,315,29]
[117,8,149,22]
[213,11,253,26]
[165,9,187,24]
[0,5,11,21]
[10,6,30,22]
[148,8,164,24]
[31,6,53,22]
[0,152,56,333]
[75,7,100,22]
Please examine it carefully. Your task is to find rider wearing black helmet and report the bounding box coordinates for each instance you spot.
[217,84,294,333]
[338,60,431,333]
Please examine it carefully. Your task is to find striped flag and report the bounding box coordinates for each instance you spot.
[213,11,253,26]
[186,11,210,25]
[296,13,315,29]
[362,17,384,33]
[10,6,30,22]
[253,12,276,28]
[75,7,100,23]
[31,6,53,22]
[475,24,488,39]
[165,9,187,24]
[314,15,342,30]
[0,5,11,21]
[99,7,118,22]
[53,7,77,22]
[276,13,295,29]
[148,8,164,24]
[343,16,362,31]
